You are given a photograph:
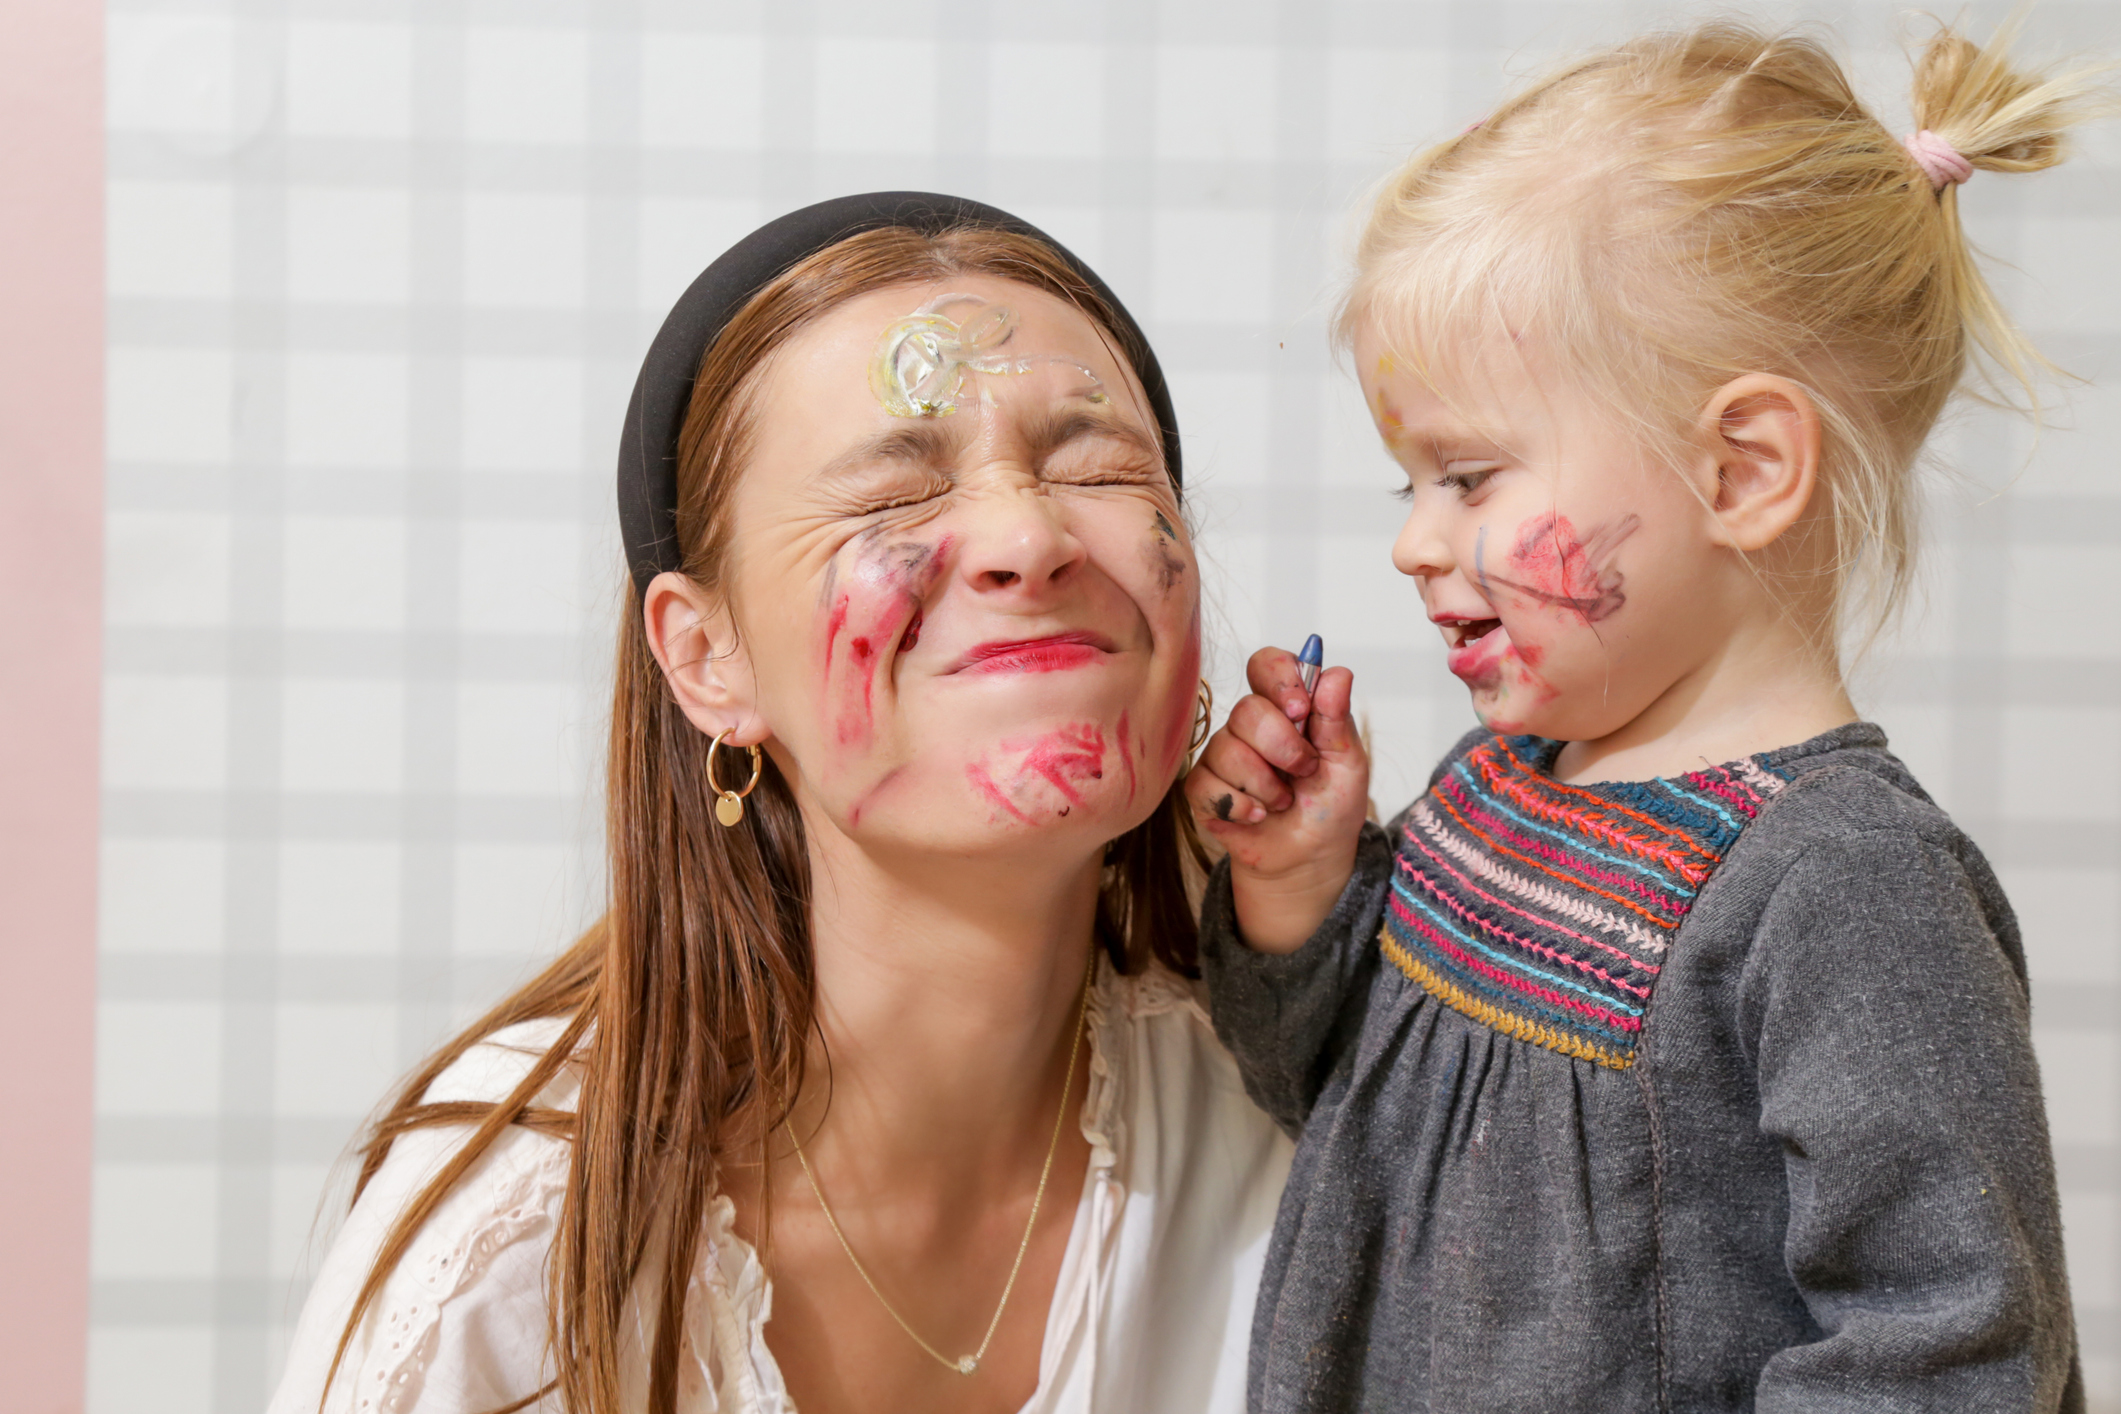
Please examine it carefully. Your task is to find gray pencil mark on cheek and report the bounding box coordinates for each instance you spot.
[1144,508,1188,594]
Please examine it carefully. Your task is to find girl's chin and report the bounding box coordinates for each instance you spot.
[1469,684,1549,738]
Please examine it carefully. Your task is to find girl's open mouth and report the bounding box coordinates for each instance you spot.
[1440,618,1502,648]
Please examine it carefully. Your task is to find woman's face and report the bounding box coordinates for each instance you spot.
[703,275,1200,857]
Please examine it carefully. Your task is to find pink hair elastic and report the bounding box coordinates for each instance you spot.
[1904,129,1973,191]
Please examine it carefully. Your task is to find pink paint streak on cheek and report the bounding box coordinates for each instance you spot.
[1490,512,1641,624]
[824,533,958,747]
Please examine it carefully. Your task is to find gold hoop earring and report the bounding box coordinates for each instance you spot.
[707,731,763,826]
[1189,679,1214,757]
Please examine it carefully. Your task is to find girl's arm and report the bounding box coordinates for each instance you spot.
[1743,825,2077,1408]
[1197,821,1394,1133]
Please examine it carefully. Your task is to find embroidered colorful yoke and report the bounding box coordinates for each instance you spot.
[1384,734,1790,1069]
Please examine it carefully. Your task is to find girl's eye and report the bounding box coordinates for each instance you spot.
[1437,464,1500,496]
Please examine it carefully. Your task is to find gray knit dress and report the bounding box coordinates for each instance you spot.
[1201,722,2079,1413]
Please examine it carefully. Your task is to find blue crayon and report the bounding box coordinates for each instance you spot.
[1297,634,1323,695]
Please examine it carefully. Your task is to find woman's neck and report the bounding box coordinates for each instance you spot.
[784,827,1103,1193]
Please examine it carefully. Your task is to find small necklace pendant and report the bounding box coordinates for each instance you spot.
[956,1355,978,1374]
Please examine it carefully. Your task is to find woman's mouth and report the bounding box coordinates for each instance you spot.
[952,631,1114,675]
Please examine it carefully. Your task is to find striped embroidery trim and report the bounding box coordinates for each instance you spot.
[1390,873,1650,1015]
[1384,736,1793,1068]
[1395,842,1657,990]
[1383,931,1636,1071]
[1432,781,1688,927]
[1407,800,1672,955]
[1480,738,1721,876]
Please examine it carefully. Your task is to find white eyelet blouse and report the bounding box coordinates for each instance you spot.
[266,961,1294,1414]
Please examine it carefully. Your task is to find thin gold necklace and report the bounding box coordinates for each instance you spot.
[787,955,1094,1377]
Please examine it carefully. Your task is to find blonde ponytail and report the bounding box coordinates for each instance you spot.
[1909,18,2116,413]
[1342,14,2113,640]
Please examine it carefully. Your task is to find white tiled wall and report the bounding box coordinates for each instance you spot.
[95,1,2121,1409]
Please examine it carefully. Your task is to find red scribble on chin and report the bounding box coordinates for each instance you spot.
[1116,711,1138,802]
[966,762,1033,823]
[1015,723,1107,807]
[1485,512,1641,623]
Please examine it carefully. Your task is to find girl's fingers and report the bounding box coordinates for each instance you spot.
[1225,693,1319,778]
[1305,667,1364,760]
[1185,763,1269,826]
[1245,646,1312,723]
[1197,727,1295,812]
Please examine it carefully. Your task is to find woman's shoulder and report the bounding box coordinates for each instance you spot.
[421,1015,584,1110]
[268,1022,580,1414]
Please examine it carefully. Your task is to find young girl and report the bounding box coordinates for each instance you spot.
[1187,20,2104,1412]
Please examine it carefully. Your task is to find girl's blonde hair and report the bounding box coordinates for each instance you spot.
[1341,16,2110,636]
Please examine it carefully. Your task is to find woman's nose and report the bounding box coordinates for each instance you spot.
[956,485,1087,595]
[1392,495,1456,581]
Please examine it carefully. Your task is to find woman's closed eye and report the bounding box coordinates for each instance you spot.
[831,469,954,518]
[1038,441,1164,490]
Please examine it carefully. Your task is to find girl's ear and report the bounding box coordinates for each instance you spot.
[641,572,768,746]
[1699,374,1822,553]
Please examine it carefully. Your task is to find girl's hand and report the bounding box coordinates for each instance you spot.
[1186,647,1371,955]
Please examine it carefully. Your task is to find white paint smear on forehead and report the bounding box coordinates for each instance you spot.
[869,292,1108,419]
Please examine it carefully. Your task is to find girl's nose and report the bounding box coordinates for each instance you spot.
[956,485,1087,597]
[1392,496,1456,582]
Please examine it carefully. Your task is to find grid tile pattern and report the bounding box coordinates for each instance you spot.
[96,2,2121,1408]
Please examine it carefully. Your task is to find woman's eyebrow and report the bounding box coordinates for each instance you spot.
[1020,407,1161,464]
[811,421,964,484]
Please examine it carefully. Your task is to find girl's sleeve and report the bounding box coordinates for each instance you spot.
[1743,826,2081,1411]
[1197,820,1394,1133]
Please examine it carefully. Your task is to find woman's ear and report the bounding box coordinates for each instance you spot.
[1699,374,1821,553]
[641,571,767,746]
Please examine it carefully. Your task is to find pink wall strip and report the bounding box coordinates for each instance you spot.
[0,0,103,1410]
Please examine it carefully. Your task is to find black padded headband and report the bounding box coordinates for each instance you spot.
[616,190,1184,594]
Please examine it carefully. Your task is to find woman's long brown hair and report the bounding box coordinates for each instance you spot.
[320,226,1209,1414]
